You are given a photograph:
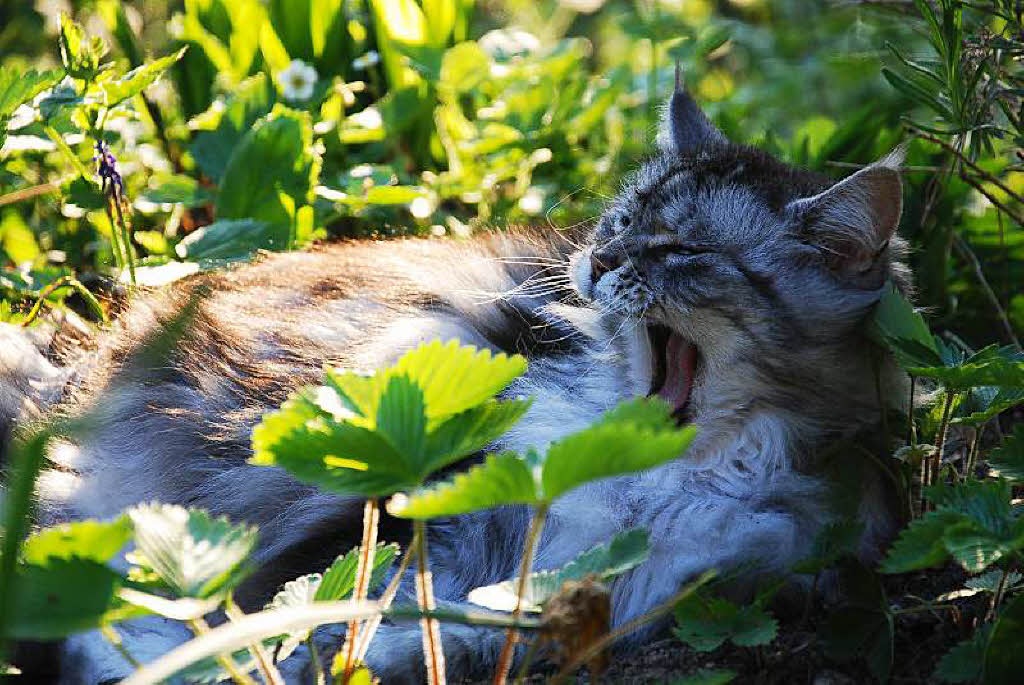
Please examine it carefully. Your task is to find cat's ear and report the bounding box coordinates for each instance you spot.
[786,148,904,278]
[658,64,726,154]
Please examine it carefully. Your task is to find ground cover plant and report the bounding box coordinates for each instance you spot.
[1,0,1022,682]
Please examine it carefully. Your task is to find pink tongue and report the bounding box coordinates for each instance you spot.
[657,333,696,412]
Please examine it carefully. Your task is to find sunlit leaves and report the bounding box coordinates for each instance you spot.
[467,528,650,612]
[871,283,942,369]
[22,517,132,565]
[935,624,990,683]
[127,503,258,599]
[251,341,529,496]
[59,13,108,80]
[101,47,188,107]
[391,397,696,518]
[9,559,124,640]
[0,68,62,119]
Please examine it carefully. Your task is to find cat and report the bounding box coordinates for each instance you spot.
[1,80,910,683]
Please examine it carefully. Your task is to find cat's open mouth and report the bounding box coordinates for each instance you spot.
[647,324,698,422]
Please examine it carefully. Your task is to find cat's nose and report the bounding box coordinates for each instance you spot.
[590,249,624,282]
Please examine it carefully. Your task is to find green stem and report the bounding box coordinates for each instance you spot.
[225,596,285,685]
[110,193,136,285]
[907,375,916,447]
[933,390,957,489]
[104,194,126,275]
[306,636,325,685]
[493,503,548,685]
[100,625,141,669]
[413,519,446,685]
[20,274,109,327]
[41,124,92,179]
[512,636,542,685]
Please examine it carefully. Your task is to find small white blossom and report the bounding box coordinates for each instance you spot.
[479,28,540,60]
[350,106,383,130]
[352,51,380,70]
[409,196,433,219]
[518,187,544,216]
[276,59,318,102]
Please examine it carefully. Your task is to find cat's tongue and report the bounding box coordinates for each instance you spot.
[658,333,696,413]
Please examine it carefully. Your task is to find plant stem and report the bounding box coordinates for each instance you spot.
[550,570,715,684]
[110,192,136,285]
[225,597,285,685]
[965,428,981,480]
[512,636,542,685]
[306,636,325,685]
[952,233,1020,349]
[340,498,379,682]
[100,625,141,669]
[907,375,916,446]
[988,568,1010,621]
[414,519,446,685]
[0,181,63,208]
[933,390,957,489]
[20,274,109,327]
[494,504,548,685]
[385,607,543,631]
[103,194,126,275]
[354,534,417,662]
[187,618,259,685]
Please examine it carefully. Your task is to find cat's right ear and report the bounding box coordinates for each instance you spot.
[658,63,727,155]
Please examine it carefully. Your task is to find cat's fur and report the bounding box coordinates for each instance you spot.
[2,86,909,683]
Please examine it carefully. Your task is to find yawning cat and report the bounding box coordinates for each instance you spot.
[2,81,909,683]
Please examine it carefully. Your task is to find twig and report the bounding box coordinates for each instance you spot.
[908,125,1024,206]
[339,499,379,682]
[0,181,63,208]
[494,504,548,685]
[354,536,416,662]
[550,571,715,684]
[413,519,446,685]
[953,233,1022,349]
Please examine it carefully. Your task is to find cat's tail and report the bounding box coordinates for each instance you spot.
[0,323,69,464]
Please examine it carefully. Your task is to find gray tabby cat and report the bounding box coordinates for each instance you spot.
[1,82,909,683]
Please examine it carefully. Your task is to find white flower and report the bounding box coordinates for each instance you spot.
[276,59,318,101]
[518,187,545,216]
[409,196,433,219]
[478,28,540,60]
[352,51,381,70]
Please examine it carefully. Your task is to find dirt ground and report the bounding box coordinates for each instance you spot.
[502,564,974,684]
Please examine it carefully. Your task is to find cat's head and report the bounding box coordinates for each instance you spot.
[569,78,910,433]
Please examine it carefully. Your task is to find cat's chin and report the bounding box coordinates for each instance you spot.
[646,323,699,423]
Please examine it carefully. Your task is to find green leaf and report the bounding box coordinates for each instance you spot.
[140,174,215,208]
[375,375,428,461]
[439,41,490,96]
[942,522,1015,573]
[10,558,123,639]
[987,425,1024,483]
[879,509,965,573]
[59,13,108,80]
[175,219,281,261]
[467,528,651,612]
[389,451,537,519]
[871,283,942,369]
[127,503,258,599]
[314,542,399,601]
[216,105,320,236]
[935,624,990,683]
[984,592,1024,683]
[101,47,187,107]
[673,591,777,652]
[421,399,531,475]
[927,479,1014,536]
[541,398,697,500]
[909,345,1024,389]
[191,75,274,182]
[251,391,414,496]
[965,570,1023,594]
[0,67,62,119]
[952,387,1024,427]
[22,517,132,565]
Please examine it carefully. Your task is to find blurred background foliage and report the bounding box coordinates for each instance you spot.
[0,0,1020,348]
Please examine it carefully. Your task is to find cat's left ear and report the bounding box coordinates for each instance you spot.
[658,63,727,154]
[785,148,904,278]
